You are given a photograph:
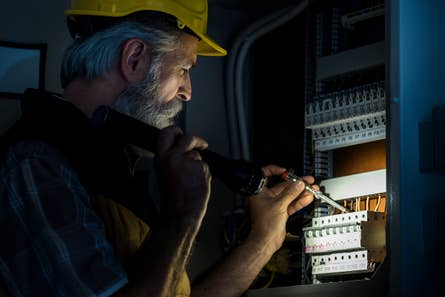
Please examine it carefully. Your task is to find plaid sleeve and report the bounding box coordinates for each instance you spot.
[0,142,128,297]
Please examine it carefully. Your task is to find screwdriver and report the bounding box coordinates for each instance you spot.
[281,171,349,213]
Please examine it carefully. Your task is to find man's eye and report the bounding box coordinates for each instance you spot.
[180,68,189,75]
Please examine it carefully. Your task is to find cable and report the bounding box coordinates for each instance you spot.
[305,252,312,283]
[374,194,381,212]
[366,196,370,211]
[261,270,276,288]
[222,213,232,245]
[301,234,312,284]
[225,6,288,159]
[225,0,309,160]
[223,228,231,245]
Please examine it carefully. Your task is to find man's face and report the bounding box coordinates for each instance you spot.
[113,33,198,129]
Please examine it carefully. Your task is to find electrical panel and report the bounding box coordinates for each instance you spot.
[246,0,445,296]
[301,0,387,286]
[246,0,388,293]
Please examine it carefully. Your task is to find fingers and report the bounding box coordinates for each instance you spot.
[157,126,208,155]
[301,175,315,185]
[311,184,319,191]
[184,150,202,161]
[262,165,315,186]
[267,180,293,196]
[287,192,314,216]
[175,134,208,153]
[286,177,317,215]
[277,179,316,214]
[260,168,317,199]
[262,165,286,177]
[277,181,306,205]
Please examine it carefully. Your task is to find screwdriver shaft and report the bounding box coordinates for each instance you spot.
[283,171,349,213]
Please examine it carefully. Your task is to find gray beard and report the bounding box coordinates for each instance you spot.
[113,62,183,129]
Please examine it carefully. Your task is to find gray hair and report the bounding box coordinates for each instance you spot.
[61,20,180,87]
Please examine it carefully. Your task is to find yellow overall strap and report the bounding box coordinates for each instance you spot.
[93,196,191,297]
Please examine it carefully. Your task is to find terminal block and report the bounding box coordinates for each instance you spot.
[311,250,383,277]
[305,82,386,150]
[303,211,385,254]
[303,211,386,277]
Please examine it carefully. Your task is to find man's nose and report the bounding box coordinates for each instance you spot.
[177,75,192,101]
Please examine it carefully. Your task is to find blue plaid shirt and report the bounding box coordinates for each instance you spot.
[0,140,128,297]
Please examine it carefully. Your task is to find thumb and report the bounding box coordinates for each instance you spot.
[278,181,306,206]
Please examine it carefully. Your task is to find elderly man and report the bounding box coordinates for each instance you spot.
[0,1,315,296]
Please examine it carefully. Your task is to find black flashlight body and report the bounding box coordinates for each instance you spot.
[92,106,266,196]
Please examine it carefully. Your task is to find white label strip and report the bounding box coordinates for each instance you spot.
[319,169,386,201]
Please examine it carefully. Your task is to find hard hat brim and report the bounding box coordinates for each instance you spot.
[193,29,227,56]
[65,9,227,57]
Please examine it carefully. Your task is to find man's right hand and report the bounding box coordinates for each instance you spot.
[247,165,315,255]
[155,126,212,224]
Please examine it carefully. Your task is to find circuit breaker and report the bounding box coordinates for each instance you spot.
[303,211,385,280]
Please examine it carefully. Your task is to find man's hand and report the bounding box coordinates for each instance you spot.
[190,165,317,297]
[155,126,211,224]
[114,127,211,297]
[247,165,317,255]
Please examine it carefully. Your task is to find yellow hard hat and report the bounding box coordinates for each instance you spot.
[65,0,227,56]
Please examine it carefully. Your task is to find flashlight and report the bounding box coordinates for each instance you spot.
[92,106,267,196]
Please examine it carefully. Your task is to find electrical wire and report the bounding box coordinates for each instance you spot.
[374,194,381,212]
[261,271,276,288]
[222,214,232,245]
[223,225,231,245]
[301,234,311,284]
[305,252,312,283]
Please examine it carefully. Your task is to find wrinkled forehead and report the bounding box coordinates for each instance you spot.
[164,33,198,66]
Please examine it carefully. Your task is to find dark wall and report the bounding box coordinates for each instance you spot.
[251,16,307,171]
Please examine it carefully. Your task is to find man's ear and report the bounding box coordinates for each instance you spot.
[120,38,150,83]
